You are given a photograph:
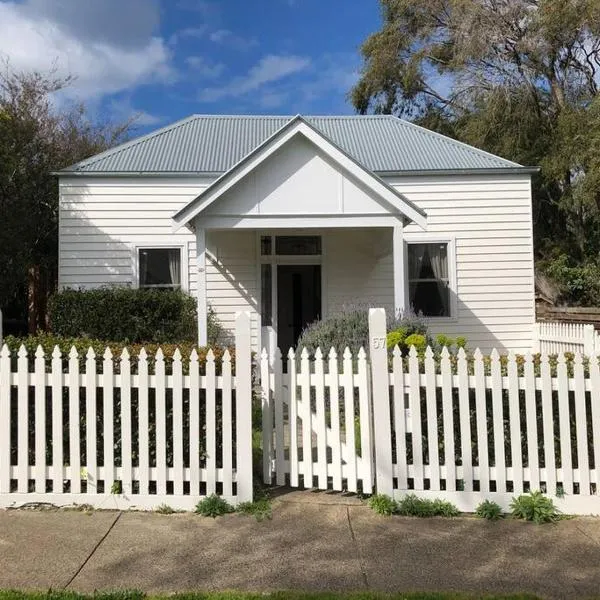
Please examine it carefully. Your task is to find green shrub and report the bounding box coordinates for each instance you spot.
[405,333,427,354]
[435,334,454,349]
[510,491,560,524]
[456,336,467,349]
[543,254,600,306]
[48,287,224,344]
[297,307,429,356]
[237,497,273,521]
[396,494,459,517]
[195,494,234,518]
[368,494,398,516]
[387,327,409,350]
[476,500,503,521]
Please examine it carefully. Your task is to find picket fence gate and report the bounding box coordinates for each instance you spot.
[262,309,600,515]
[533,321,600,356]
[0,313,254,510]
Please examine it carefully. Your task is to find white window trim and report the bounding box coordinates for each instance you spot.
[132,241,190,292]
[404,236,457,322]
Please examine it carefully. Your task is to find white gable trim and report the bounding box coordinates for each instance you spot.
[172,117,427,231]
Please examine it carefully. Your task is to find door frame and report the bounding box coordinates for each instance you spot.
[256,230,328,354]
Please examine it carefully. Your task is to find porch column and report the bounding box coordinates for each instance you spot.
[393,225,406,317]
[196,226,208,346]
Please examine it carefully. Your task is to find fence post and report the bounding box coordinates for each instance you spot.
[235,311,253,503]
[584,324,595,356]
[532,322,541,354]
[368,308,393,496]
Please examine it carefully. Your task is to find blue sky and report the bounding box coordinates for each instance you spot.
[0,0,381,132]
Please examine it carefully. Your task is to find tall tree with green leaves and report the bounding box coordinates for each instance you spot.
[0,66,131,331]
[352,0,600,301]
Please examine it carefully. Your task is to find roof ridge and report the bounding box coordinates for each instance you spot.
[393,116,522,168]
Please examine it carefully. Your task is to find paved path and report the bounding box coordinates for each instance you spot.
[1,491,600,599]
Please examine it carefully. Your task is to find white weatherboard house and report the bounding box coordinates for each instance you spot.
[58,115,537,353]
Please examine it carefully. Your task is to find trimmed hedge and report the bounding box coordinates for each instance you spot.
[48,287,199,344]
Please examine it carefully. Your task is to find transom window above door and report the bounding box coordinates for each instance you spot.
[408,242,450,317]
[139,248,181,289]
[261,235,322,256]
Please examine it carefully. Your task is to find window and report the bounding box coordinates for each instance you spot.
[408,242,450,317]
[139,248,181,289]
[261,235,322,256]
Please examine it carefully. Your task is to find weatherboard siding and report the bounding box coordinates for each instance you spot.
[58,172,534,353]
[396,173,535,353]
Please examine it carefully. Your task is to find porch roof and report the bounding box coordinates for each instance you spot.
[172,116,428,231]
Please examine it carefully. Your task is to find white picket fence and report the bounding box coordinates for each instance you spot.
[533,321,600,355]
[262,309,600,515]
[0,313,253,510]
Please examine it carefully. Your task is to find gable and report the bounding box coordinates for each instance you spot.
[173,117,428,230]
[202,135,396,217]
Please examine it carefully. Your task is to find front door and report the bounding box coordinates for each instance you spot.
[277,264,321,353]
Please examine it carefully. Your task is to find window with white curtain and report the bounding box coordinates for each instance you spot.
[407,242,450,317]
[138,248,181,289]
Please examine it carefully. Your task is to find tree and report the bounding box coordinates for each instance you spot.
[0,65,131,332]
[351,0,600,296]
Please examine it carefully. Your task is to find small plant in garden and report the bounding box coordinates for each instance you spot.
[195,494,235,518]
[510,491,561,524]
[476,500,503,521]
[110,481,123,495]
[456,336,467,349]
[405,333,427,354]
[396,494,459,517]
[155,503,176,515]
[368,494,398,516]
[237,497,273,521]
[387,327,409,349]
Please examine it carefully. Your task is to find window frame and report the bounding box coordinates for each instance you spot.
[404,236,457,321]
[132,241,189,292]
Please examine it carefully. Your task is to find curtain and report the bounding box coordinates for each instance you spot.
[168,249,181,287]
[428,244,448,315]
[408,244,427,305]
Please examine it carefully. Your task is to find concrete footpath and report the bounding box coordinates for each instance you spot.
[1,490,600,599]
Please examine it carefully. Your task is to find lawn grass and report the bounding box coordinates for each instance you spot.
[0,591,541,600]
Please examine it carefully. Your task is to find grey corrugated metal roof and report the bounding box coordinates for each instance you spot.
[61,114,525,174]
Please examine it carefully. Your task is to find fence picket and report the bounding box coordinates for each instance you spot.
[507,351,523,494]
[172,349,184,496]
[34,346,46,494]
[189,349,200,496]
[573,353,589,495]
[343,347,357,493]
[473,348,489,493]
[440,347,455,492]
[288,348,299,488]
[0,345,10,494]
[85,348,97,494]
[154,348,167,496]
[314,348,328,489]
[357,348,373,494]
[557,352,573,495]
[68,347,80,494]
[328,348,342,491]
[540,352,556,496]
[103,349,115,496]
[206,349,217,495]
[120,348,132,496]
[457,348,472,492]
[524,352,539,491]
[490,349,506,493]
[424,347,440,491]
[17,346,28,494]
[137,349,149,496]
[300,348,313,488]
[221,349,233,498]
[409,346,424,490]
[273,348,285,486]
[51,346,63,494]
[392,347,408,491]
[589,354,600,494]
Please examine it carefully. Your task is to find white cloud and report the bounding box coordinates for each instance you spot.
[208,28,258,51]
[0,0,174,101]
[109,97,164,127]
[198,54,310,102]
[186,56,226,79]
